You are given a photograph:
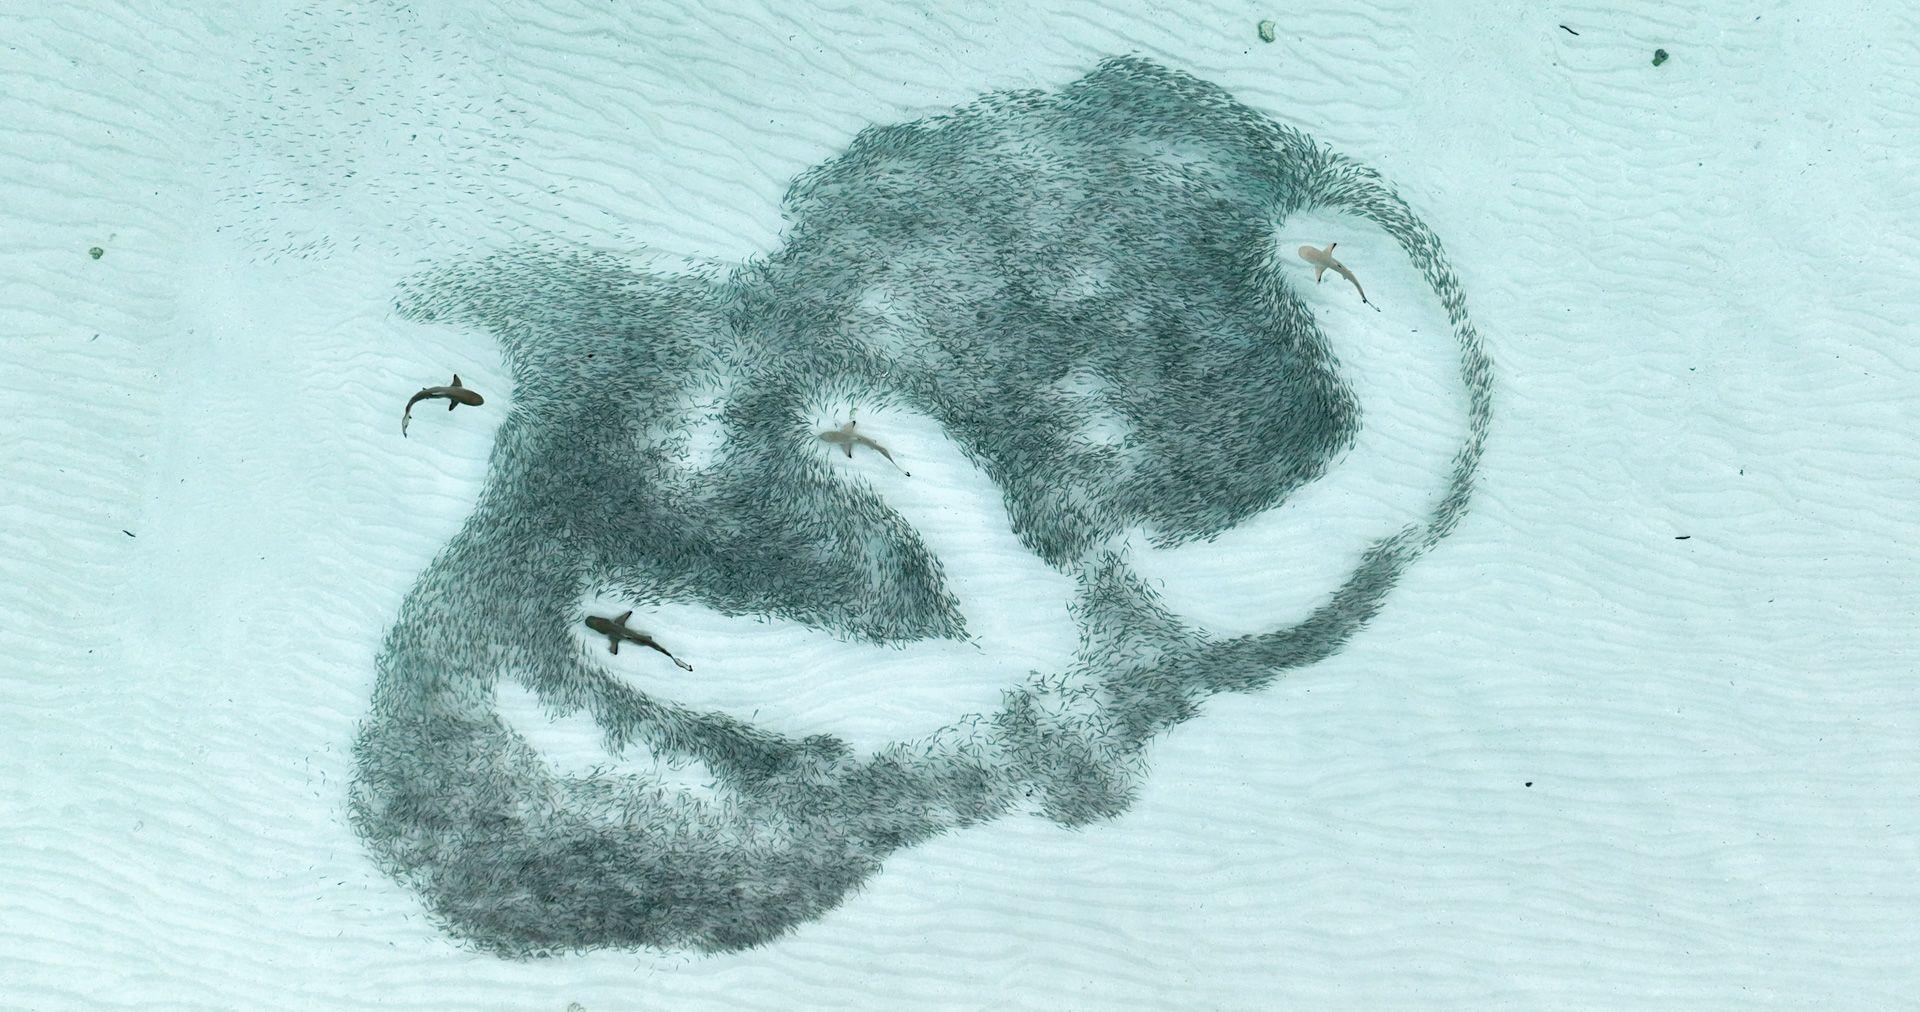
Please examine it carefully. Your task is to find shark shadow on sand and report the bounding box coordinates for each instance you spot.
[350,56,1494,956]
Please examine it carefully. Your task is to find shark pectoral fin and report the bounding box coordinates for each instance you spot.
[1327,242,1337,253]
[451,374,462,387]
[844,443,854,458]
[1313,265,1327,283]
[608,638,620,655]
[615,610,633,624]
[448,400,457,411]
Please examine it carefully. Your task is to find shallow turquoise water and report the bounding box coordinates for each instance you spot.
[2,3,1916,1008]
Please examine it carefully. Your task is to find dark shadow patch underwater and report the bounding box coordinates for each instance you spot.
[350,55,1493,957]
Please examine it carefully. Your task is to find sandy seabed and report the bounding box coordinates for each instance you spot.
[2,2,1916,1008]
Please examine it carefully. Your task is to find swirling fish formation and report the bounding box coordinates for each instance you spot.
[351,55,1493,956]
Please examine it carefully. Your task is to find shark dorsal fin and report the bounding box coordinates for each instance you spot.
[615,609,633,624]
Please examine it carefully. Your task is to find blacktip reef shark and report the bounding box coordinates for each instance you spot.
[819,418,910,475]
[1298,242,1381,311]
[401,374,484,437]
[584,610,694,671]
